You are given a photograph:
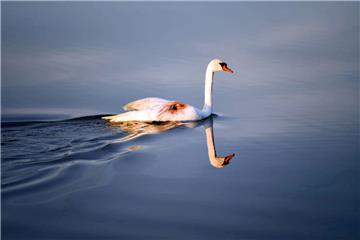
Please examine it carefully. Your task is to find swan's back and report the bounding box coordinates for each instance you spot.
[123,97,170,111]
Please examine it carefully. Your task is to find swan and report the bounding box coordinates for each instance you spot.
[102,59,234,122]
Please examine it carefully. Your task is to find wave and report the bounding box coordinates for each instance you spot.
[1,114,201,202]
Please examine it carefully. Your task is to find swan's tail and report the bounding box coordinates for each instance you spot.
[102,110,152,122]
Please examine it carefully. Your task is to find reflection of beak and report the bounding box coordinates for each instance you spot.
[223,65,234,73]
[222,153,235,166]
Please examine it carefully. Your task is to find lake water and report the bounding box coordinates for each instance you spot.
[2,2,359,240]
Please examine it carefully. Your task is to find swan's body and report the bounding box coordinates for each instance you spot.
[102,59,233,122]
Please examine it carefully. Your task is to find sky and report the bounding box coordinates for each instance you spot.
[1,2,359,120]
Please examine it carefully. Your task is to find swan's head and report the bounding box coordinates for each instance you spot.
[208,59,234,73]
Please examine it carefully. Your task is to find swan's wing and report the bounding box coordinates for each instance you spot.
[103,101,202,122]
[156,101,202,121]
[123,97,171,111]
[157,101,188,117]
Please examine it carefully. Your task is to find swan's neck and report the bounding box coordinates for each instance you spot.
[202,67,214,114]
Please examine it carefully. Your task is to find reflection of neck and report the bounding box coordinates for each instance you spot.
[204,118,235,168]
[202,66,214,115]
[205,122,224,169]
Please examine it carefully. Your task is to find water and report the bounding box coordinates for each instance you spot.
[2,113,358,239]
[2,2,359,240]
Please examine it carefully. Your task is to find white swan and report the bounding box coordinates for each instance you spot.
[102,59,234,122]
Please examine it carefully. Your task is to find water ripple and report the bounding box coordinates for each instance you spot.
[1,115,158,200]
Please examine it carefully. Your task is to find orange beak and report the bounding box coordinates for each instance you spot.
[222,65,234,73]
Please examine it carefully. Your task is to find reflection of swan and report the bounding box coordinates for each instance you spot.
[110,116,235,168]
[110,121,185,143]
[102,59,234,122]
[203,118,235,168]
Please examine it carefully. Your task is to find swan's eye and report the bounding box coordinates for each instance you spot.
[219,62,227,67]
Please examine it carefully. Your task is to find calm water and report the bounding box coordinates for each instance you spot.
[2,2,359,240]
